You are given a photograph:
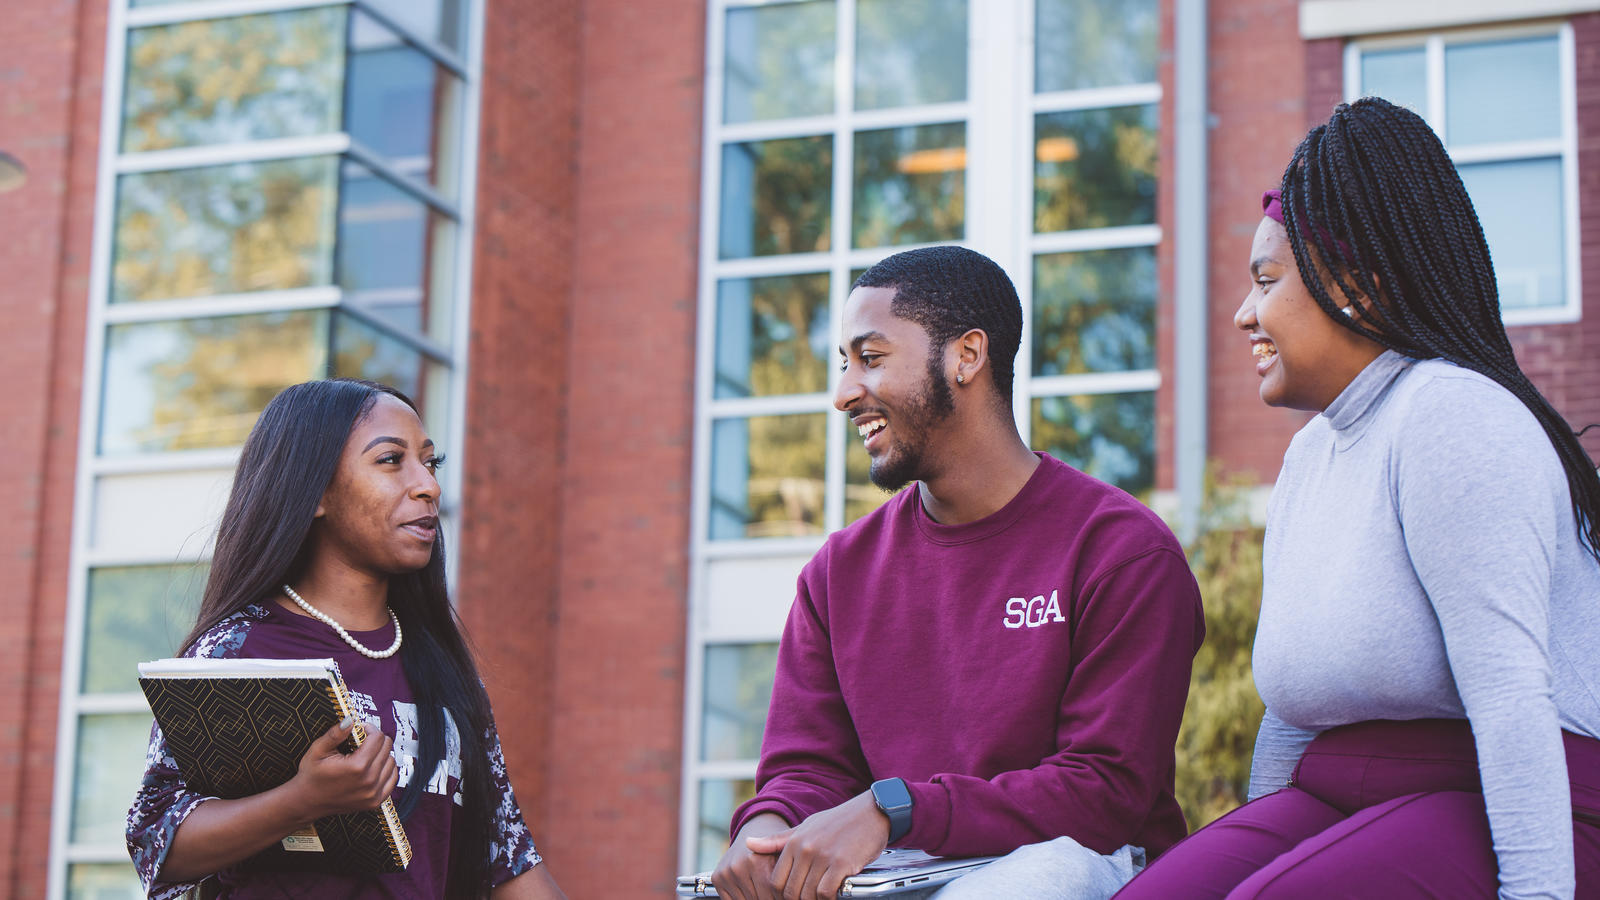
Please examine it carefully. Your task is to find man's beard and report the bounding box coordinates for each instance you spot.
[867,355,955,491]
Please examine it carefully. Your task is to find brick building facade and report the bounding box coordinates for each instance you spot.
[2,1,1597,898]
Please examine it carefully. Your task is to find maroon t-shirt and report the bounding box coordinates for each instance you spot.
[128,603,542,899]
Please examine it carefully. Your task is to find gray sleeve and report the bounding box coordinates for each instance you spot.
[1247,708,1316,801]
[1397,379,1572,900]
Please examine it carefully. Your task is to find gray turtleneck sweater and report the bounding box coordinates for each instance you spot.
[1248,350,1600,900]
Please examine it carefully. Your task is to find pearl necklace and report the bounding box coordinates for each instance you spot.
[281,584,403,659]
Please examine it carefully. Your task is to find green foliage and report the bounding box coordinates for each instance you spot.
[1174,468,1267,830]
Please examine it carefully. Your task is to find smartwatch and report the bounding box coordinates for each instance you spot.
[870,777,914,845]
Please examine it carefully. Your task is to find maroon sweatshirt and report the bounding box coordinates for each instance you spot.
[731,453,1204,859]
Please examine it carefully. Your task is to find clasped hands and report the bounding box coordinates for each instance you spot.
[712,791,891,900]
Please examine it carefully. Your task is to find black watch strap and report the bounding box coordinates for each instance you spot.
[871,777,914,845]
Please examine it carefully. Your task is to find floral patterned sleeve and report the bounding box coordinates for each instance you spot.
[485,713,544,886]
[125,607,262,898]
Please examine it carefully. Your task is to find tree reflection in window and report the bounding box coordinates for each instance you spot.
[853,122,966,249]
[113,157,339,303]
[720,136,833,259]
[1033,105,1156,233]
[100,311,327,454]
[724,0,836,124]
[1031,392,1155,496]
[1033,247,1155,376]
[83,564,207,695]
[330,311,447,439]
[122,7,347,153]
[698,779,758,873]
[701,643,780,761]
[1035,0,1157,93]
[710,414,826,540]
[854,0,967,111]
[714,273,831,399]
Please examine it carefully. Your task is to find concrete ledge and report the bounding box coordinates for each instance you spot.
[1301,0,1600,39]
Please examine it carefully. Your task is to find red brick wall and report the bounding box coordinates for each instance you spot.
[544,0,701,893]
[456,0,584,880]
[1205,0,1315,484]
[459,1,702,896]
[0,0,104,893]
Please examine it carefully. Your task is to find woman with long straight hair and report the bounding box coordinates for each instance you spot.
[127,379,566,900]
[1115,97,1600,898]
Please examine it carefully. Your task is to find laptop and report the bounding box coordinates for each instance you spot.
[677,849,997,897]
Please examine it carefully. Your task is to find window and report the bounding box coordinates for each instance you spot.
[54,2,481,896]
[1348,25,1579,324]
[685,0,1160,873]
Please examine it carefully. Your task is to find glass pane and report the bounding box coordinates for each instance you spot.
[1459,158,1565,311]
[1359,47,1426,117]
[347,9,464,195]
[697,779,758,873]
[67,864,144,900]
[72,714,156,845]
[845,426,904,524]
[853,122,966,248]
[855,0,967,111]
[100,310,329,455]
[112,157,339,303]
[714,274,831,399]
[362,0,469,53]
[1035,0,1157,93]
[1032,247,1156,376]
[1446,36,1560,147]
[709,414,826,540]
[337,162,456,345]
[724,1,836,124]
[719,136,833,259]
[702,643,779,761]
[330,311,451,440]
[1035,104,1157,233]
[83,565,207,695]
[1031,392,1155,495]
[122,8,347,153]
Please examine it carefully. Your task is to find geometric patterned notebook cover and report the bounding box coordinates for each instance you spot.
[139,657,412,874]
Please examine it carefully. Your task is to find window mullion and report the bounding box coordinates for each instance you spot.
[1426,35,1446,135]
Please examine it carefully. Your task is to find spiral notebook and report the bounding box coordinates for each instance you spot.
[138,656,412,874]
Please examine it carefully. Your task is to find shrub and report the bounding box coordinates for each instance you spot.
[1174,469,1266,830]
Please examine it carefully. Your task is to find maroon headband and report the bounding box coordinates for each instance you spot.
[1261,189,1287,225]
[1262,188,1354,262]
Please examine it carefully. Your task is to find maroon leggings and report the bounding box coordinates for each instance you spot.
[1114,720,1600,899]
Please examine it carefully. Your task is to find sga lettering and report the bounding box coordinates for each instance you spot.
[1003,590,1066,629]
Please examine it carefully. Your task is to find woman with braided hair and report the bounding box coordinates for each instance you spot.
[1115,97,1600,899]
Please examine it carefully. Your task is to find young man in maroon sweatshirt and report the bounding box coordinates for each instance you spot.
[710,246,1205,900]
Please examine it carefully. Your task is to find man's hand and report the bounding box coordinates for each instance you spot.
[712,813,790,900]
[747,791,890,900]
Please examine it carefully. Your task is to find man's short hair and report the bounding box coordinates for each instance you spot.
[852,246,1023,403]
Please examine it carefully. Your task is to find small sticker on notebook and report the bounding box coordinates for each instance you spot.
[282,826,325,852]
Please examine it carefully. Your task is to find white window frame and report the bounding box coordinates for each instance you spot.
[48,1,485,895]
[1344,21,1581,326]
[683,0,1161,875]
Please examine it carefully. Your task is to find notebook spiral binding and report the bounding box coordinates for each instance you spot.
[323,672,415,865]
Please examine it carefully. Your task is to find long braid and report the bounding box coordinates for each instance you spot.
[1283,96,1600,560]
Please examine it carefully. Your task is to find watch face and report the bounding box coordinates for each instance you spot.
[873,777,912,810]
